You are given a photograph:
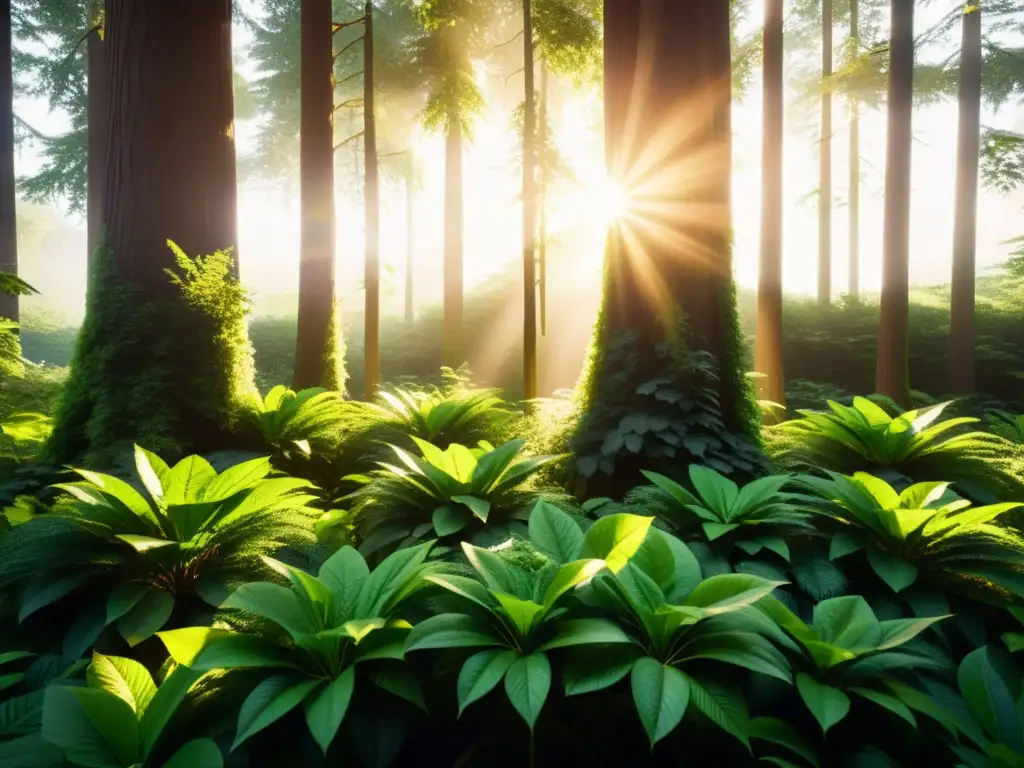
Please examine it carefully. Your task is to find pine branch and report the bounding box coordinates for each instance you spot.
[334,98,364,112]
[333,16,366,34]
[334,35,365,62]
[336,70,364,88]
[334,131,365,151]
[495,30,523,49]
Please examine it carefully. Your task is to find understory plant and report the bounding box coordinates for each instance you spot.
[159,543,437,755]
[343,438,566,559]
[249,385,349,459]
[0,446,318,651]
[799,472,1024,602]
[949,645,1024,767]
[769,397,1023,502]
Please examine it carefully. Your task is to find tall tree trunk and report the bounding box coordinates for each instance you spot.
[522,0,538,400]
[573,0,759,495]
[294,0,340,391]
[87,0,107,263]
[875,0,914,406]
[818,0,833,305]
[0,0,18,323]
[949,3,982,394]
[848,0,860,299]
[756,0,785,408]
[47,0,252,464]
[442,117,464,369]
[405,152,414,327]
[363,0,380,399]
[215,0,239,278]
[538,58,549,337]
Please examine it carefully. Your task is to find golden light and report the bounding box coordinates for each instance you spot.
[593,177,632,225]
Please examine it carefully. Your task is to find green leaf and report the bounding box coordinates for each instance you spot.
[631,657,690,747]
[796,673,850,734]
[528,500,584,564]
[866,548,918,593]
[159,627,294,672]
[541,558,606,609]
[685,674,750,748]
[457,649,517,715]
[366,663,426,711]
[684,574,784,615]
[504,653,551,731]
[689,464,739,517]
[201,457,272,502]
[42,685,140,767]
[703,522,739,541]
[162,739,224,768]
[748,717,821,768]
[828,530,864,560]
[116,534,175,552]
[538,619,633,651]
[877,615,950,649]
[19,573,87,622]
[461,542,513,592]
[355,541,432,618]
[170,455,217,503]
[563,645,641,696]
[493,593,544,637]
[0,651,33,668]
[432,505,471,536]
[579,514,654,572]
[232,675,320,751]
[849,687,916,726]
[405,613,504,652]
[424,573,496,612]
[116,589,175,647]
[223,582,317,637]
[812,596,882,650]
[139,665,203,757]
[134,445,169,504]
[305,667,355,755]
[959,646,1024,749]
[106,583,150,625]
[318,546,369,618]
[86,653,156,716]
[452,494,491,523]
[0,674,24,692]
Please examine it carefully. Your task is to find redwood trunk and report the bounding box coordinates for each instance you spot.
[364,1,380,398]
[522,0,538,400]
[538,59,549,337]
[848,0,860,299]
[875,0,914,406]
[756,0,785,407]
[87,0,107,262]
[949,4,982,394]
[293,0,337,390]
[442,118,464,369]
[819,0,833,305]
[0,0,17,323]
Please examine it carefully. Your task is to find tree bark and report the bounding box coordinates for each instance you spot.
[86,0,107,264]
[442,117,464,370]
[819,0,833,306]
[404,152,414,327]
[949,3,982,394]
[214,0,239,278]
[848,0,860,299]
[293,0,339,390]
[0,0,18,323]
[756,0,785,408]
[522,0,538,400]
[538,58,549,338]
[875,0,914,406]
[363,0,380,399]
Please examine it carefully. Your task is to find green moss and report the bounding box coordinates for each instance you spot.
[44,240,259,466]
[321,297,346,396]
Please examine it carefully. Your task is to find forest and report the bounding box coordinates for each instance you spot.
[0,0,1020,765]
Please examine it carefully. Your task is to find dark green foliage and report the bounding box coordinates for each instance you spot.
[44,244,260,466]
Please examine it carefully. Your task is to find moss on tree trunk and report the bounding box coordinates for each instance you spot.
[567,0,763,496]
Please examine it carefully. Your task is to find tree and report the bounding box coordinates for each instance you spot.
[87,0,106,259]
[46,0,254,464]
[404,150,415,327]
[364,0,380,398]
[756,0,785,408]
[819,0,833,305]
[848,0,860,298]
[570,0,761,495]
[875,0,914,406]
[949,3,983,394]
[293,0,343,392]
[522,0,538,400]
[0,0,18,323]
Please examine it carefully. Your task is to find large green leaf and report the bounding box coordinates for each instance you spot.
[631,657,690,747]
[541,559,606,609]
[262,557,334,626]
[689,465,739,517]
[685,674,750,748]
[365,663,426,711]
[959,646,1024,750]
[405,613,504,651]
[538,619,633,651]
[795,673,850,734]
[504,653,551,731]
[563,645,641,696]
[42,685,140,767]
[19,572,88,622]
[0,692,45,739]
[425,573,497,612]
[139,665,203,758]
[355,541,432,618]
[232,674,320,750]
[457,649,517,715]
[452,494,491,523]
[812,596,882,650]
[579,514,654,572]
[201,457,272,502]
[134,445,170,505]
[684,574,784,616]
[748,717,821,768]
[877,615,949,650]
[117,589,175,647]
[162,739,224,768]
[305,667,355,755]
[866,548,918,593]
[158,627,295,671]
[223,582,317,637]
[170,455,217,504]
[461,542,513,593]
[528,501,584,564]
[493,592,545,637]
[318,546,369,619]
[73,470,159,527]
[849,687,916,726]
[432,506,471,537]
[86,654,156,716]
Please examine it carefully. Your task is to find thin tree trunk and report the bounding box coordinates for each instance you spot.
[293,0,338,390]
[87,0,107,262]
[819,0,833,305]
[848,0,860,299]
[0,0,18,323]
[949,3,982,394]
[215,0,239,277]
[442,117,464,369]
[538,58,549,337]
[363,0,380,399]
[756,0,785,408]
[522,0,537,400]
[404,152,414,327]
[875,0,914,406]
